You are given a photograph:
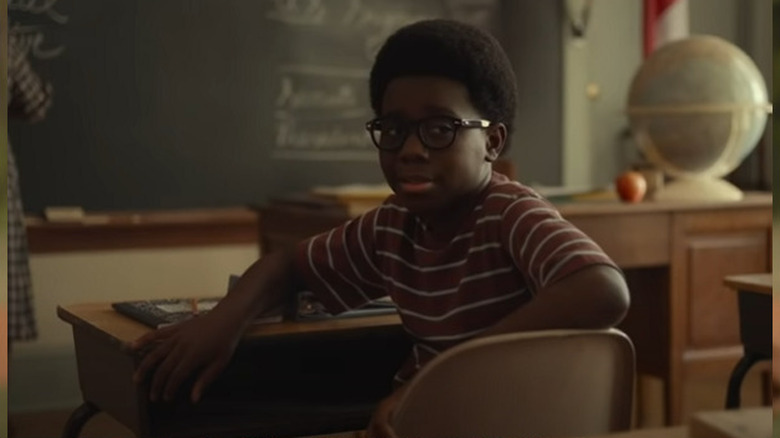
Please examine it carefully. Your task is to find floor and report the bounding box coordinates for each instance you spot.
[9,366,769,438]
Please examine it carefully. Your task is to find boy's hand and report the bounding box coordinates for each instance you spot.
[131,311,243,403]
[366,385,407,438]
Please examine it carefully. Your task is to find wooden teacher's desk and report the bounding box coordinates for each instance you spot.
[261,193,773,425]
[57,303,407,438]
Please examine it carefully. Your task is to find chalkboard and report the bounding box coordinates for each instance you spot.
[9,0,504,212]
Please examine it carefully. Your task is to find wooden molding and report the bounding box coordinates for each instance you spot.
[26,208,260,253]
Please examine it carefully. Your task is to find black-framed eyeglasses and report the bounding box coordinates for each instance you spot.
[365,115,492,151]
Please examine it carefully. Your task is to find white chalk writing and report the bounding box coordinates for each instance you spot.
[9,0,69,24]
[9,23,65,59]
[273,63,372,156]
[265,0,496,159]
[275,115,373,155]
[266,0,326,25]
[266,0,433,60]
[339,1,432,60]
[9,0,68,60]
[276,77,359,110]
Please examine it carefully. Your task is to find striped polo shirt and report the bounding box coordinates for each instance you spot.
[295,172,618,385]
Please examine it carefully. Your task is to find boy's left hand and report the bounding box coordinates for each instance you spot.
[131,309,243,403]
[365,385,407,438]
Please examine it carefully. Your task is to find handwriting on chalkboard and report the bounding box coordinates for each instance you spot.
[276,65,364,111]
[9,0,68,24]
[339,1,433,61]
[273,64,374,160]
[267,0,440,160]
[9,0,68,60]
[266,0,327,26]
[266,0,433,61]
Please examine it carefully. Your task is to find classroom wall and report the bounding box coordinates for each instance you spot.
[500,1,563,186]
[10,0,506,212]
[583,0,642,186]
[9,0,772,414]
[9,245,259,412]
[10,0,770,210]
[570,0,772,189]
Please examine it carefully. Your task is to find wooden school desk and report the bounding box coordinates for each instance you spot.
[260,193,772,425]
[584,426,687,438]
[584,406,771,437]
[722,273,772,408]
[57,303,407,438]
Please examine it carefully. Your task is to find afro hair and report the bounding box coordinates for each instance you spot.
[369,19,517,138]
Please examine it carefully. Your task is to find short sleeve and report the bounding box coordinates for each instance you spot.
[294,208,387,314]
[500,195,618,293]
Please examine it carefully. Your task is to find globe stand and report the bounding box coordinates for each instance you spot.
[653,175,743,202]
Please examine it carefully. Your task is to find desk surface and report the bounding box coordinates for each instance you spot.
[723,273,772,295]
[553,192,771,216]
[57,302,402,351]
[585,407,771,437]
[586,426,687,437]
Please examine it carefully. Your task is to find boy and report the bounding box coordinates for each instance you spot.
[133,19,629,438]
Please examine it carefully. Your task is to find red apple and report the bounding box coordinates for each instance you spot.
[615,171,647,203]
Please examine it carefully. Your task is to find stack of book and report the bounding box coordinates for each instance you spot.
[295,291,396,321]
[309,183,392,216]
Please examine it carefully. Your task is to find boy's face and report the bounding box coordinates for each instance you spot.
[377,76,505,219]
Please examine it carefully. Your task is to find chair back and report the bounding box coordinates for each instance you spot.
[391,328,635,438]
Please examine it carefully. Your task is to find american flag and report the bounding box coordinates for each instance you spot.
[643,0,689,57]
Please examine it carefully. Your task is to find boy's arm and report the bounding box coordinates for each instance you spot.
[477,264,629,338]
[493,193,630,338]
[131,247,301,403]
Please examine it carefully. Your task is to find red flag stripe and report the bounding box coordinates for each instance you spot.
[643,0,688,58]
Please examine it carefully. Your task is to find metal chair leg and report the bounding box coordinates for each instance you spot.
[61,402,100,438]
[725,353,762,409]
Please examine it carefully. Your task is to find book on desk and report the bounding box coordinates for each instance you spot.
[267,182,619,221]
[112,275,397,328]
[295,291,396,321]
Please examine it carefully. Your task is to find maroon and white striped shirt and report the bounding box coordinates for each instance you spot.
[295,172,618,385]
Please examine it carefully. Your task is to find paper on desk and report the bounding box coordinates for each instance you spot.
[530,183,617,202]
[689,407,772,438]
[311,183,393,199]
[309,183,393,216]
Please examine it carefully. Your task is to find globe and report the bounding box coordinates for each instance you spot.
[626,35,772,201]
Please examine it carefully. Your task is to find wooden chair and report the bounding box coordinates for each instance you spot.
[392,329,635,438]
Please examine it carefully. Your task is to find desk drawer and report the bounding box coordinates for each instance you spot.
[683,231,768,349]
[675,208,771,350]
[568,213,670,268]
